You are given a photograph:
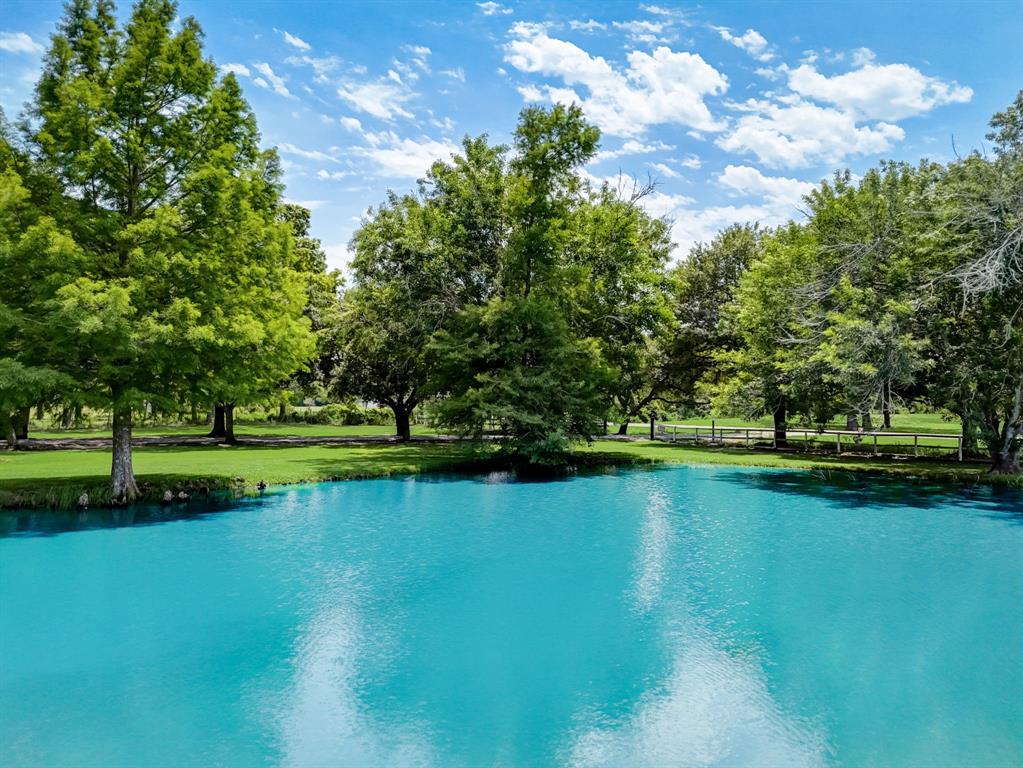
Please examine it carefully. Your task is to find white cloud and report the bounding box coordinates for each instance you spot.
[678,154,701,169]
[337,79,415,120]
[717,98,904,168]
[648,162,679,178]
[716,27,773,62]
[440,67,466,82]
[253,62,293,98]
[850,47,875,67]
[786,60,973,121]
[286,55,342,82]
[403,44,432,72]
[276,29,311,51]
[635,165,815,255]
[339,116,363,132]
[717,164,815,206]
[612,20,674,44]
[594,139,675,162]
[284,198,326,210]
[352,133,459,178]
[323,241,354,272]
[316,169,354,181]
[569,20,607,32]
[220,62,251,77]
[0,32,43,54]
[477,1,512,15]
[253,77,269,89]
[504,23,728,137]
[278,142,340,163]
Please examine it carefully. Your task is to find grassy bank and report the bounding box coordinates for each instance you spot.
[0,442,479,509]
[1,434,1017,510]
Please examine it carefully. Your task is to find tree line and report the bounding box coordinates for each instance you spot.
[1,1,1020,506]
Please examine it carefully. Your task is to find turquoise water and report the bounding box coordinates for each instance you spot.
[1,466,1021,768]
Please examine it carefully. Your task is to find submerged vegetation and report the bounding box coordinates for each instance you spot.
[0,0,1020,506]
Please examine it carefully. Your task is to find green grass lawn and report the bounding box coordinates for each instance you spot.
[0,442,478,508]
[1,431,1015,510]
[582,440,1012,485]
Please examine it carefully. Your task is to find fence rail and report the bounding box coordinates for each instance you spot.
[630,421,970,462]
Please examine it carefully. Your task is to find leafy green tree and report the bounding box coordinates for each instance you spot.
[25,0,313,498]
[567,179,673,434]
[331,137,507,440]
[427,105,612,462]
[921,94,1023,472]
[0,146,76,447]
[655,223,761,425]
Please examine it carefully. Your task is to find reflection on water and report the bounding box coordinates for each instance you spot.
[568,628,827,768]
[275,572,436,768]
[0,465,1020,767]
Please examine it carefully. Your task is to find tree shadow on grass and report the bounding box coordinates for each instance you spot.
[714,467,1023,519]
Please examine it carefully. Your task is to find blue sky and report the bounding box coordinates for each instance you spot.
[2,0,1021,270]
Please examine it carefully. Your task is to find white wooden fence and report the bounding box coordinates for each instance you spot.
[631,421,969,461]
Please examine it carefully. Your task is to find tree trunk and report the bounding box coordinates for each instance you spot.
[861,412,873,431]
[73,403,83,428]
[224,403,236,444]
[3,415,16,449]
[882,381,892,429]
[990,448,1021,474]
[617,420,630,435]
[111,405,139,503]
[60,405,74,429]
[208,404,227,438]
[278,402,287,421]
[392,403,412,442]
[14,407,29,440]
[845,412,859,430]
[990,383,1022,475]
[772,400,788,448]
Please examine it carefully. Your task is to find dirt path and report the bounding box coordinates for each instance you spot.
[13,434,464,451]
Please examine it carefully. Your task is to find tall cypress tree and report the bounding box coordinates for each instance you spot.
[25,0,312,500]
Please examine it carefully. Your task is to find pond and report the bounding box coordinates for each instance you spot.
[1,466,1021,767]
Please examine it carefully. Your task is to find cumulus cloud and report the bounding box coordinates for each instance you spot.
[569,20,607,32]
[717,164,815,205]
[716,27,773,62]
[477,1,512,15]
[594,139,675,162]
[352,132,459,178]
[636,165,815,255]
[612,19,675,44]
[220,62,251,77]
[286,55,343,82]
[717,98,904,168]
[786,59,973,121]
[277,142,340,163]
[316,170,354,181]
[339,116,363,132]
[504,23,728,137]
[0,32,43,54]
[648,162,679,178]
[337,79,415,120]
[276,28,311,51]
[253,62,293,98]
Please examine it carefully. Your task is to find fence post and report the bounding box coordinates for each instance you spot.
[914,434,919,458]
[836,433,841,453]
[649,413,655,441]
[873,434,878,454]
[745,429,750,448]
[958,436,963,462]
[711,419,716,443]
[773,428,777,449]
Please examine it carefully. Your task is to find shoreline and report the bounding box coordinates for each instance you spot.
[0,438,1019,511]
